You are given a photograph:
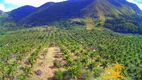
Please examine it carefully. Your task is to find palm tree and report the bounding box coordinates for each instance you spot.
[23,65,31,76]
[68,63,83,80]
[88,62,96,71]
[55,70,64,80]
[0,61,5,80]
[101,61,108,69]
[93,68,100,77]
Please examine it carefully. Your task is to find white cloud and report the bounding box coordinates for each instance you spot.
[136,4,142,10]
[5,8,14,12]
[0,4,14,12]
[4,0,67,7]
[0,4,5,11]
[127,0,142,10]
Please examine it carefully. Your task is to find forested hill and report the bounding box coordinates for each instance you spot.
[8,5,36,22]
[2,0,142,34]
[0,10,3,15]
[20,0,94,25]
[20,0,142,25]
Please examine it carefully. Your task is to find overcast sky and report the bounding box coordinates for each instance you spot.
[0,0,142,12]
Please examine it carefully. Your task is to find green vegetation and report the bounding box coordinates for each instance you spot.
[0,0,142,80]
[0,26,141,80]
[1,0,142,34]
[104,17,142,34]
[0,27,50,79]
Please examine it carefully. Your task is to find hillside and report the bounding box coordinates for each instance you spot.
[83,0,141,18]
[9,5,36,22]
[2,0,142,34]
[0,10,3,15]
[0,11,9,26]
[20,0,94,25]
[19,0,141,25]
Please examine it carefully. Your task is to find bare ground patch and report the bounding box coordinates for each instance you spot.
[29,47,58,80]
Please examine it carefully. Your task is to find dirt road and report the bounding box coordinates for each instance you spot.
[29,47,55,80]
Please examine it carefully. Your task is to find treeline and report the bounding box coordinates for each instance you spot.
[104,18,142,34]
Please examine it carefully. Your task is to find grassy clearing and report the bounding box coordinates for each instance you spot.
[83,17,95,30]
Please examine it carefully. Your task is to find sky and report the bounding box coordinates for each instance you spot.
[127,0,142,9]
[0,0,142,12]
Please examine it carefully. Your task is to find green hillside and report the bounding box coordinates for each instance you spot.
[9,0,141,34]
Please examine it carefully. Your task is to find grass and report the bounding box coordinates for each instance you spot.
[83,17,95,30]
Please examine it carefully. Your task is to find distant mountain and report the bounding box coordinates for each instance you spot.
[82,0,141,17]
[18,0,141,25]
[3,0,142,34]
[0,10,9,26]
[20,0,94,25]
[0,10,5,16]
[9,5,36,22]
[0,10,3,15]
[109,0,141,12]
[37,2,55,9]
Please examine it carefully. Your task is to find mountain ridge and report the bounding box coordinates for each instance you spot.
[8,5,36,22]
[19,0,141,25]
[20,0,94,25]
[2,0,142,34]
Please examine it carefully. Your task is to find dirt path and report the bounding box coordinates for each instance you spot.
[29,47,56,80]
